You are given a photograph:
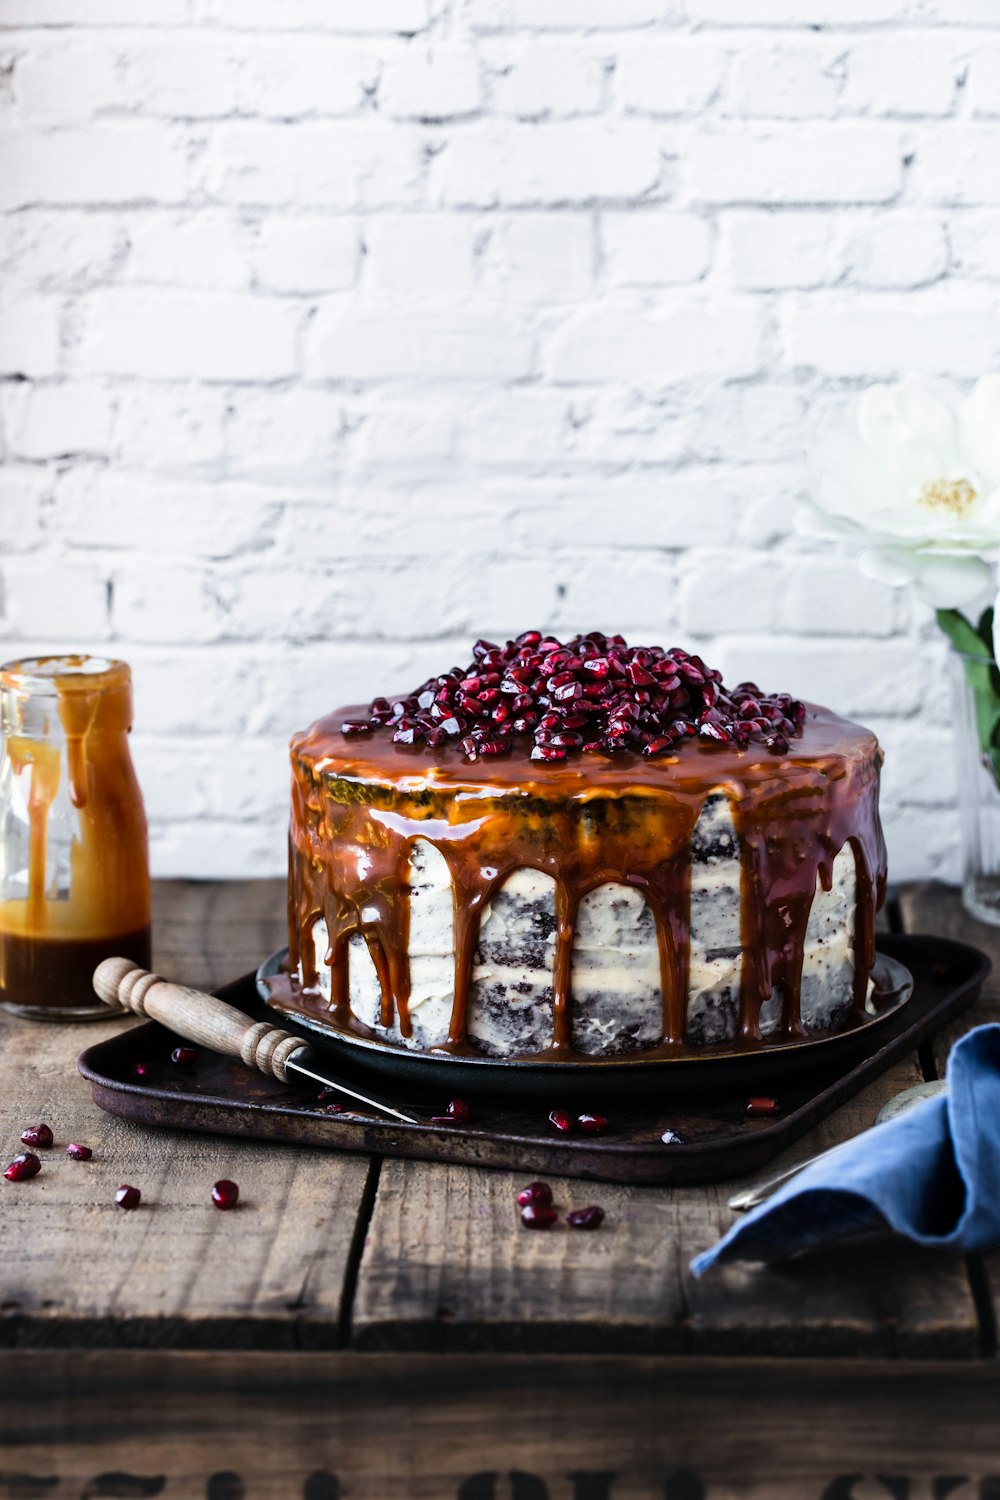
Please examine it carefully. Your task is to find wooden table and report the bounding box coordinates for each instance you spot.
[3,880,1000,1497]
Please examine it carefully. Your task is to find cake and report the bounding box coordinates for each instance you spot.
[286,632,887,1062]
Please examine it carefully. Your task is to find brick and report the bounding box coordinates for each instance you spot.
[688,126,904,204]
[119,38,240,119]
[462,390,588,466]
[3,0,190,19]
[380,47,482,120]
[113,387,232,470]
[1,126,188,209]
[307,307,536,381]
[504,474,744,551]
[709,638,925,719]
[248,216,359,294]
[914,127,1000,205]
[149,819,285,882]
[3,560,111,641]
[491,41,605,119]
[551,552,680,637]
[11,39,122,125]
[951,210,1000,280]
[219,388,362,480]
[547,301,764,382]
[602,212,712,285]
[352,400,460,467]
[721,210,836,290]
[842,214,948,289]
[843,36,961,117]
[236,37,380,118]
[113,563,231,644]
[780,556,898,636]
[434,121,663,206]
[0,382,118,460]
[0,468,50,552]
[124,213,250,291]
[362,214,479,299]
[468,0,668,27]
[0,210,124,292]
[0,298,61,377]
[868,721,957,807]
[785,295,1000,377]
[74,290,299,381]
[681,556,781,637]
[208,122,423,207]
[881,807,961,885]
[55,470,284,558]
[617,40,725,116]
[200,0,429,31]
[483,214,594,302]
[688,0,910,20]
[969,43,1000,116]
[728,46,843,119]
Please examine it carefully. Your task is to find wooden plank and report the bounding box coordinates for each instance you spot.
[0,878,371,1349]
[353,1052,979,1356]
[4,1349,1000,1498]
[151,876,287,991]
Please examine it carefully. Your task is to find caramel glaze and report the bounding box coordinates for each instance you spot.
[287,701,887,1060]
[0,659,151,1010]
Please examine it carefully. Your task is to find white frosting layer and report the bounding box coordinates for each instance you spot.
[303,797,862,1057]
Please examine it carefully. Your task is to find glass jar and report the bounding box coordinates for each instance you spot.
[0,655,151,1019]
[950,647,1000,926]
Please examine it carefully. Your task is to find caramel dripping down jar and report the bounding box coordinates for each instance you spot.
[0,655,151,1020]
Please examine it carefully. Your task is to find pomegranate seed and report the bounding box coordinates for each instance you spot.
[115,1184,141,1210]
[171,1046,198,1069]
[516,1181,554,1208]
[132,1061,152,1079]
[520,1203,558,1230]
[577,1113,607,1135]
[341,721,372,736]
[746,1096,780,1117]
[566,1205,605,1231]
[660,1129,685,1145]
[548,1109,574,1134]
[4,1152,41,1182]
[431,1098,472,1125]
[211,1179,240,1210]
[66,1143,93,1160]
[324,1102,347,1115]
[20,1123,53,1149]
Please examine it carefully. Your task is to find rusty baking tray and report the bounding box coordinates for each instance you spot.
[78,933,989,1186]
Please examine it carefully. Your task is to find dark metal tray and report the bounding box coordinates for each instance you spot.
[77,933,989,1186]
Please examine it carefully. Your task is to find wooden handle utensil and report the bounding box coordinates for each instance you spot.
[92,957,432,1125]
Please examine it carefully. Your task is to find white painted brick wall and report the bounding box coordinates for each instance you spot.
[4,1,999,885]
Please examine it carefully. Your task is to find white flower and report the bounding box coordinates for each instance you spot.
[800,375,1000,609]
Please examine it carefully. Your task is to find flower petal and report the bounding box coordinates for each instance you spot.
[910,552,994,609]
[962,374,1000,493]
[858,547,918,588]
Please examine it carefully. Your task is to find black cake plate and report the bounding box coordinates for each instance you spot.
[78,933,989,1186]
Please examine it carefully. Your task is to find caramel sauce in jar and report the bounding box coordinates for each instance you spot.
[0,656,151,1020]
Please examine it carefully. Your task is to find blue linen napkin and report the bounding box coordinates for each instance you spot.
[691,1022,1000,1275]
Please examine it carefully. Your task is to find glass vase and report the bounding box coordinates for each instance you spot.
[950,647,1000,925]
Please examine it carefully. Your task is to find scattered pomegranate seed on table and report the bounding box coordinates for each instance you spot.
[516,1181,553,1208]
[114,1184,141,1210]
[20,1123,53,1148]
[66,1143,93,1161]
[171,1046,198,1068]
[346,631,805,764]
[4,1152,41,1182]
[577,1113,607,1135]
[566,1205,605,1231]
[520,1203,558,1230]
[548,1109,574,1134]
[746,1096,780,1117]
[323,1102,346,1115]
[660,1129,685,1145]
[211,1179,240,1211]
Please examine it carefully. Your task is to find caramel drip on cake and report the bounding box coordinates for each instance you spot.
[286,702,887,1060]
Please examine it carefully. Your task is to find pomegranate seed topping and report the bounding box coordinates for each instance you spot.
[20,1123,54,1149]
[577,1113,607,1135]
[353,633,803,764]
[66,1143,93,1160]
[746,1096,780,1117]
[660,1129,685,1145]
[516,1181,554,1208]
[566,1205,605,1231]
[171,1046,198,1069]
[548,1109,574,1134]
[520,1203,558,1230]
[132,1061,152,1079]
[212,1179,240,1210]
[115,1184,141,1210]
[4,1152,41,1182]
